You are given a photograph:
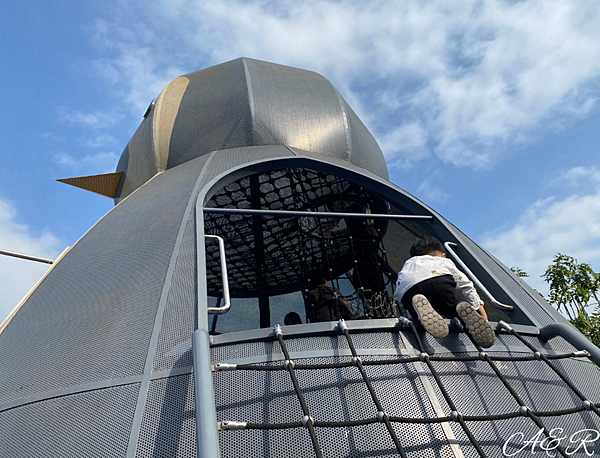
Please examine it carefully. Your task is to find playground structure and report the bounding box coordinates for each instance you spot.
[1,58,599,458]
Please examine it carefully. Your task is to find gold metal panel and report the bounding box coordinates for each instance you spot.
[57,172,123,198]
[154,76,190,171]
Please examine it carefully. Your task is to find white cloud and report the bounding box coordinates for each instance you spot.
[57,106,120,129]
[0,198,63,322]
[554,165,600,187]
[83,0,600,168]
[80,134,118,148]
[482,184,600,294]
[41,132,66,143]
[379,121,430,169]
[53,151,119,173]
[416,178,451,205]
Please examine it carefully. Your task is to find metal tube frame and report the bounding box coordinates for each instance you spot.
[539,323,600,366]
[205,235,231,315]
[444,242,514,311]
[193,328,221,458]
[0,249,54,265]
[203,207,432,221]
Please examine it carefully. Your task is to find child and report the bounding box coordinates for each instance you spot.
[394,236,495,348]
[308,276,353,322]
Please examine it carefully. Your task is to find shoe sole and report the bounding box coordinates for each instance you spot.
[412,294,449,339]
[456,302,496,348]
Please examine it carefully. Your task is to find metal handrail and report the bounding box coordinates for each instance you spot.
[444,242,514,312]
[205,235,231,314]
[203,207,432,221]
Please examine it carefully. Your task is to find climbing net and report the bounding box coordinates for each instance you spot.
[215,321,598,458]
[204,167,400,317]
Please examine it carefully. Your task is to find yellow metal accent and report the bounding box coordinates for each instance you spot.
[57,172,123,198]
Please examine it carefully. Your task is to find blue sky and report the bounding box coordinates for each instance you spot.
[2,0,600,320]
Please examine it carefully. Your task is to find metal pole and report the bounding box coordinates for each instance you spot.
[203,207,432,221]
[0,249,54,265]
[444,242,514,312]
[539,323,600,366]
[193,329,221,458]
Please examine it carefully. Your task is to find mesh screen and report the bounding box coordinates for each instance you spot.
[0,156,208,405]
[0,384,139,458]
[204,167,390,297]
[153,211,197,371]
[136,375,196,458]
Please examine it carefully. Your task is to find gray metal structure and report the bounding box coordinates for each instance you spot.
[1,58,598,458]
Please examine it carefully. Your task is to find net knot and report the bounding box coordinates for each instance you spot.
[376,411,388,423]
[450,411,462,422]
[519,406,531,417]
[301,415,315,428]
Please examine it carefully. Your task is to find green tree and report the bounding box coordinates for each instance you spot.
[542,254,600,347]
[510,267,530,278]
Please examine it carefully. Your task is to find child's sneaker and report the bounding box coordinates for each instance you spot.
[456,302,495,348]
[411,294,449,339]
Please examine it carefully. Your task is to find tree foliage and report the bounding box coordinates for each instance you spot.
[510,267,529,278]
[541,254,600,347]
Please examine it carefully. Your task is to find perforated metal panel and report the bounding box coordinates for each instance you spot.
[208,325,600,458]
[343,102,389,180]
[212,336,457,457]
[424,350,600,458]
[136,375,196,458]
[0,156,208,406]
[0,384,139,458]
[454,229,557,327]
[167,59,253,170]
[246,59,348,160]
[153,211,197,371]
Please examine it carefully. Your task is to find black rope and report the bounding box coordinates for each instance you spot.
[340,323,408,458]
[220,323,599,458]
[219,321,596,457]
[234,351,583,371]
[406,321,488,458]
[275,328,323,458]
[240,403,600,430]
[505,326,600,418]
[460,326,570,458]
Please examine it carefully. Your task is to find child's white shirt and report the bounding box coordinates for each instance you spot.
[394,255,483,309]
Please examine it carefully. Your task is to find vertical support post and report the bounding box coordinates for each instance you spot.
[250,174,270,327]
[193,164,222,458]
[193,329,221,458]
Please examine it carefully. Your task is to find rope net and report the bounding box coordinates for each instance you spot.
[204,167,401,319]
[216,322,599,458]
